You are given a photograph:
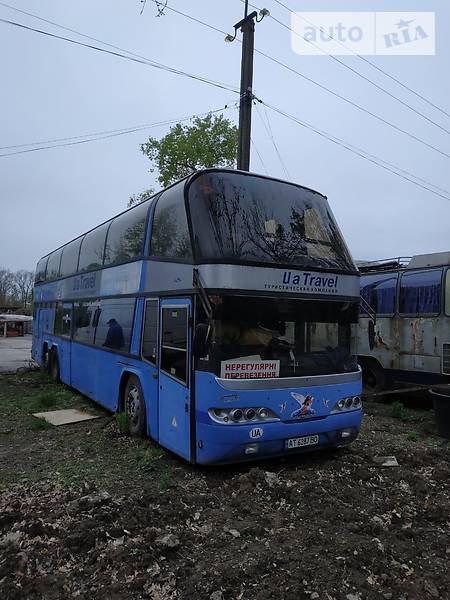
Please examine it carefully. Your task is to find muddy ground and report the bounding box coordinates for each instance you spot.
[0,370,449,600]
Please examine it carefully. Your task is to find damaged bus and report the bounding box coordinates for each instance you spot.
[358,253,450,392]
[33,169,362,464]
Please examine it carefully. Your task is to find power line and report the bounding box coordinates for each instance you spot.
[271,0,450,120]
[140,3,450,160]
[261,100,450,202]
[0,17,239,94]
[0,104,238,158]
[4,2,448,160]
[253,49,450,160]
[248,0,450,135]
[254,101,290,179]
[250,136,269,175]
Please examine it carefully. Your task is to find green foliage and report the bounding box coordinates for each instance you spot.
[35,391,58,408]
[27,416,52,431]
[115,412,129,434]
[159,467,173,490]
[141,113,238,187]
[127,188,155,208]
[136,445,165,472]
[392,401,409,421]
[407,431,419,441]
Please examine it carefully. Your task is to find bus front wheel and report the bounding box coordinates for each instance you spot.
[124,375,146,437]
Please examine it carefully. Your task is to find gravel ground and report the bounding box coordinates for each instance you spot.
[0,371,449,600]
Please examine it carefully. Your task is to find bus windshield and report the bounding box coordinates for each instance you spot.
[199,295,359,378]
[188,172,355,271]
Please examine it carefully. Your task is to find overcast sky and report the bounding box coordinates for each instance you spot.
[0,0,448,272]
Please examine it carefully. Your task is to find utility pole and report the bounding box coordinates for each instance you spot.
[226,2,268,171]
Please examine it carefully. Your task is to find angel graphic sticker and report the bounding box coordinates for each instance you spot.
[290,392,316,418]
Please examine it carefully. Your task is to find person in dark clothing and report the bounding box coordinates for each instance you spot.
[103,318,125,350]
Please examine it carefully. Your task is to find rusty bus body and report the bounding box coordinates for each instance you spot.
[357,252,450,392]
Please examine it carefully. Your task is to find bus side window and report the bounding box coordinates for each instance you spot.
[399,269,442,315]
[142,300,158,364]
[360,273,398,316]
[93,298,135,352]
[73,302,98,344]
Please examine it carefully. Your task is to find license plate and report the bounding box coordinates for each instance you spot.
[285,434,319,449]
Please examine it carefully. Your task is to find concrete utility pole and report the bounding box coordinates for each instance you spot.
[227,2,268,171]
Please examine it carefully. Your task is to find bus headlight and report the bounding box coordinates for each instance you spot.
[332,396,362,413]
[208,407,279,425]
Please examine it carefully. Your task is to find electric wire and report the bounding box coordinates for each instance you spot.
[254,101,290,179]
[0,17,239,94]
[246,0,450,135]
[271,0,450,119]
[3,3,448,159]
[260,100,450,202]
[140,2,450,159]
[250,136,269,175]
[0,104,238,158]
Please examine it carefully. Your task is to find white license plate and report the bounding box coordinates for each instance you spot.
[285,434,319,449]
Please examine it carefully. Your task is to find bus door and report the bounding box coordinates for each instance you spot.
[158,299,192,461]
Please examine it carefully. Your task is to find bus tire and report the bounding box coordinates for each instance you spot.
[361,359,385,394]
[124,375,146,437]
[49,348,60,383]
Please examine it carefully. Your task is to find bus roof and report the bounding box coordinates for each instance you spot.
[357,251,450,273]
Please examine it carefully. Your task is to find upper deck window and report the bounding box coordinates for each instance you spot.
[188,172,355,271]
[78,221,111,272]
[360,272,398,315]
[46,249,63,280]
[35,256,49,283]
[399,269,442,315]
[60,237,83,278]
[104,201,150,266]
[150,186,193,260]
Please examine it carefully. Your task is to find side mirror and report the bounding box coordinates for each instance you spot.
[368,320,375,350]
[193,323,210,357]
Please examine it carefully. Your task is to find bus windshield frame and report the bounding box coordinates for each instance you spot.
[187,171,356,273]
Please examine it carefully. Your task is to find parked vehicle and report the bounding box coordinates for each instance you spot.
[33,169,362,464]
[358,252,450,392]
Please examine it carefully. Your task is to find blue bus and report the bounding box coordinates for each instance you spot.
[32,169,362,464]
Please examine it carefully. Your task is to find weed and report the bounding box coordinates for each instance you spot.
[159,467,173,490]
[136,446,163,473]
[115,412,129,434]
[27,416,52,431]
[392,401,409,421]
[407,431,419,441]
[36,391,59,408]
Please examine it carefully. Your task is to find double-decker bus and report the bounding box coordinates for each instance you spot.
[33,169,362,464]
[358,253,450,392]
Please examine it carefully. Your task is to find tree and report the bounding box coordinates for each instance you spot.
[13,270,34,308]
[141,113,238,187]
[127,188,155,208]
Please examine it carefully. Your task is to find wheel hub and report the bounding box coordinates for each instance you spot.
[127,386,140,423]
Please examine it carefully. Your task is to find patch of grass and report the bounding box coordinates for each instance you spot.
[115,412,129,434]
[35,391,59,408]
[407,431,419,441]
[136,445,164,473]
[159,467,173,490]
[56,459,103,487]
[392,401,410,421]
[27,416,52,431]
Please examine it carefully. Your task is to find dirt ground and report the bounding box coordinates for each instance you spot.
[0,370,449,600]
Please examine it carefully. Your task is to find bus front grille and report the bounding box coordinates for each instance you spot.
[443,344,450,375]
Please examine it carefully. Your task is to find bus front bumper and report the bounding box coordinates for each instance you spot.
[195,409,363,465]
